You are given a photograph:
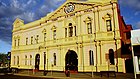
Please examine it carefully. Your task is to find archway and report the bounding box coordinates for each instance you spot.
[35,54,40,70]
[65,50,78,72]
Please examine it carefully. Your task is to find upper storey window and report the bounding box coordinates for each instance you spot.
[44,33,46,42]
[36,35,39,44]
[53,30,56,40]
[87,22,92,34]
[103,14,112,32]
[69,27,73,37]
[65,23,76,37]
[42,29,47,42]
[14,36,20,47]
[51,26,57,40]
[17,38,20,46]
[84,17,92,34]
[26,37,28,45]
[106,20,112,31]
[31,36,33,44]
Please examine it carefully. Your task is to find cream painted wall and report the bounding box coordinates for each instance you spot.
[11,0,124,72]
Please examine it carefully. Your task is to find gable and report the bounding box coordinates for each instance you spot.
[13,18,24,28]
[45,1,99,21]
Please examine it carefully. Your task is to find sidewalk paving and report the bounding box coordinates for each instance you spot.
[15,70,136,79]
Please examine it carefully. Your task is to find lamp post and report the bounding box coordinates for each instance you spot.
[44,52,46,76]
[50,59,53,75]
[90,34,94,78]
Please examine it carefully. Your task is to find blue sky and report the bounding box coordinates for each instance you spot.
[0,0,140,53]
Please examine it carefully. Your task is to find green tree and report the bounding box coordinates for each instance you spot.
[0,53,8,66]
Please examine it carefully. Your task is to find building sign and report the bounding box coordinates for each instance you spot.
[64,4,75,14]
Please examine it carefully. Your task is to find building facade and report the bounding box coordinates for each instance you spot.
[11,0,132,73]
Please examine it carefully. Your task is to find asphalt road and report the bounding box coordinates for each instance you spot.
[0,74,54,79]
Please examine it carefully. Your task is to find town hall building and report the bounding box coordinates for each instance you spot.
[11,0,133,73]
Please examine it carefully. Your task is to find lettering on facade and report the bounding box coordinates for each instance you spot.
[52,18,58,21]
[65,13,75,18]
[84,9,93,13]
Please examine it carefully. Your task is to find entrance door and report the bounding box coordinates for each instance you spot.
[65,50,78,72]
[35,54,40,70]
[125,59,134,73]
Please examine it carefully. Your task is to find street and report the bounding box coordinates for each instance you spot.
[0,74,54,79]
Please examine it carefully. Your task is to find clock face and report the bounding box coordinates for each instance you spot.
[64,4,75,14]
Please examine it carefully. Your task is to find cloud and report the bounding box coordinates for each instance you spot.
[0,0,91,45]
[0,0,66,45]
[134,11,140,16]
[136,21,140,29]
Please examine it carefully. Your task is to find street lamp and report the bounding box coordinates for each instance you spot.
[50,58,53,75]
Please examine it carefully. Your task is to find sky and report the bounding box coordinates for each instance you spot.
[0,0,140,53]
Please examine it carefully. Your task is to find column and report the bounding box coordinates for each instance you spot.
[99,42,102,65]
[59,45,62,66]
[97,42,101,66]
[67,27,69,37]
[94,7,99,32]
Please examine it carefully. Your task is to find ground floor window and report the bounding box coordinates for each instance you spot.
[25,55,27,65]
[109,49,114,65]
[89,50,94,65]
[54,53,56,66]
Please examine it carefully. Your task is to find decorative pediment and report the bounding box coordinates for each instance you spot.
[13,18,24,28]
[51,25,57,30]
[84,17,93,23]
[45,1,98,21]
[102,13,112,20]
[42,28,46,33]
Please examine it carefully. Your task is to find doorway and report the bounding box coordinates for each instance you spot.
[35,54,40,70]
[125,59,134,73]
[65,50,78,72]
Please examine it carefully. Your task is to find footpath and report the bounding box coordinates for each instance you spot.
[15,70,136,79]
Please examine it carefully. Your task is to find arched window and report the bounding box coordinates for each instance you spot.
[51,26,57,40]
[65,28,67,37]
[25,55,27,65]
[89,50,94,65]
[36,35,39,44]
[14,40,16,47]
[17,56,19,65]
[69,23,73,37]
[30,55,32,65]
[26,37,28,45]
[109,49,114,65]
[44,33,46,42]
[42,29,47,42]
[18,38,20,46]
[53,30,56,40]
[65,23,76,37]
[14,56,16,65]
[31,36,33,44]
[53,53,56,66]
